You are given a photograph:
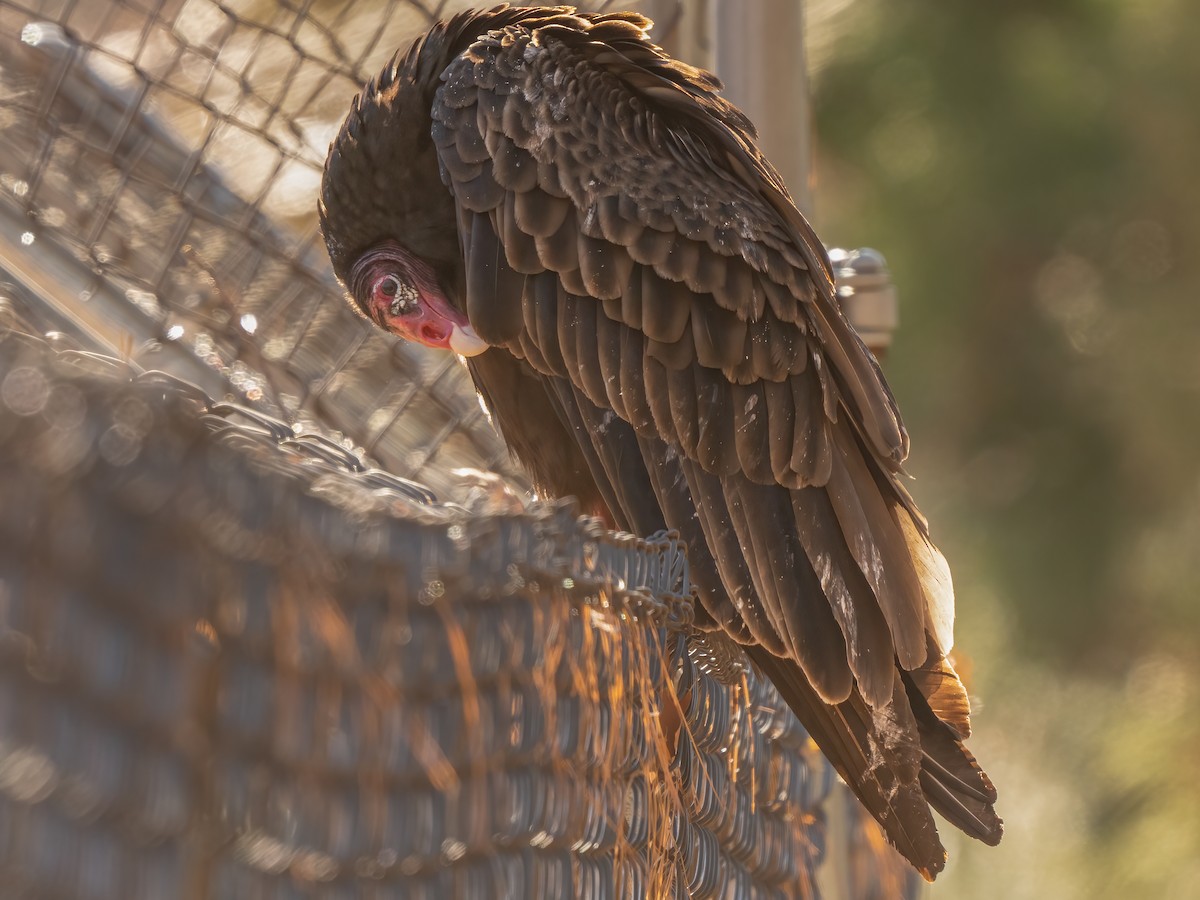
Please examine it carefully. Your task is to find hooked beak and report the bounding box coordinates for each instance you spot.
[449,322,488,357]
[371,286,490,357]
[351,242,492,358]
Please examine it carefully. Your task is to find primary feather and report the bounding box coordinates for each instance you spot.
[319,5,1002,878]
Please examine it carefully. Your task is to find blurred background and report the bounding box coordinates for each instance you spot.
[809,1,1200,896]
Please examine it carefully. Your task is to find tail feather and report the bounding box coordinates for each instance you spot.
[903,669,1003,846]
[746,646,948,880]
[749,644,1003,879]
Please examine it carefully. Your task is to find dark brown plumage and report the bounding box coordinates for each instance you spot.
[319,5,1001,878]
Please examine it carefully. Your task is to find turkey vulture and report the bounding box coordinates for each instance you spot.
[319,5,1001,878]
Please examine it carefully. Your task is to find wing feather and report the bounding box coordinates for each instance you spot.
[691,362,738,476]
[691,298,747,370]
[639,268,691,343]
[456,163,505,211]
[593,293,627,419]
[715,256,757,316]
[514,188,571,237]
[826,418,930,668]
[677,456,785,655]
[489,131,539,192]
[730,381,774,485]
[596,193,645,245]
[465,211,524,344]
[535,209,579,272]
[578,230,633,299]
[636,434,735,637]
[790,368,834,486]
[762,379,797,485]
[530,271,566,374]
[723,475,854,703]
[619,262,644,336]
[656,230,700,282]
[643,355,678,447]
[665,361,700,456]
[619,325,655,432]
[629,225,676,268]
[569,289,609,406]
[499,193,541,273]
[791,485,896,709]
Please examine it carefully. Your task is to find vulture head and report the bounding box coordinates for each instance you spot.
[319,22,490,356]
[340,239,487,356]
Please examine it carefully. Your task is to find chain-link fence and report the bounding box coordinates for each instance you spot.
[0,328,839,898]
[0,1,919,897]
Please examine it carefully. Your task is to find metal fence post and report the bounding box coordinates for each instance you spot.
[646,0,811,210]
[712,0,812,211]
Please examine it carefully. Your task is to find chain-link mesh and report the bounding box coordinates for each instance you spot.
[0,329,832,898]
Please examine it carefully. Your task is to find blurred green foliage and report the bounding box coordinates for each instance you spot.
[811,0,1200,895]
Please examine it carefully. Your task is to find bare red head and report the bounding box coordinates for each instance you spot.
[347,241,487,356]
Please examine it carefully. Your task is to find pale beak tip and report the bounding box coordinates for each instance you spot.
[449,323,489,357]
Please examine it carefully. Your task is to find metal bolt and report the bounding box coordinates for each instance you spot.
[831,247,899,357]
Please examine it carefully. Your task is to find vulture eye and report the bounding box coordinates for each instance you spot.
[373,272,419,317]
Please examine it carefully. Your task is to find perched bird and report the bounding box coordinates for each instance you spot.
[320,4,1001,878]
